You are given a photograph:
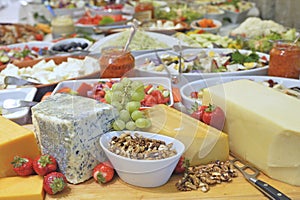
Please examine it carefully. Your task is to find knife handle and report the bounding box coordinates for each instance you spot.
[255,180,291,200]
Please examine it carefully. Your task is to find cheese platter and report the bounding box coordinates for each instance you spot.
[22,124,300,200]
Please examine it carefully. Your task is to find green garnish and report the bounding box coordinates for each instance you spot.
[231,50,259,64]
[99,16,115,25]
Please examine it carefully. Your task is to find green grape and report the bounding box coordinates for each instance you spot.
[131,81,144,93]
[125,101,141,114]
[125,121,136,131]
[121,77,132,86]
[111,91,123,102]
[112,119,126,131]
[112,82,124,91]
[131,110,145,121]
[131,90,145,101]
[110,101,123,111]
[119,109,131,122]
[144,118,152,129]
[104,91,112,104]
[135,118,151,129]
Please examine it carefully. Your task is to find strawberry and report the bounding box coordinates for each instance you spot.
[93,162,114,184]
[43,172,67,195]
[174,156,189,174]
[11,156,34,176]
[33,154,58,176]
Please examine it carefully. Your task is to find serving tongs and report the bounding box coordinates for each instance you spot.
[230,156,291,200]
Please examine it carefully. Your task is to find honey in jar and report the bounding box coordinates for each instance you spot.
[134,2,154,21]
[51,15,75,39]
[268,41,300,79]
[99,46,135,78]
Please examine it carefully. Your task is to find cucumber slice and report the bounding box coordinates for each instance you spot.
[0,55,9,63]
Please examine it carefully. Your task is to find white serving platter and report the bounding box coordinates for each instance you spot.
[52,77,174,108]
[180,75,300,110]
[88,31,188,56]
[134,48,269,88]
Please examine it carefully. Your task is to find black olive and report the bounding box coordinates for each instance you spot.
[52,45,62,51]
[80,42,88,49]
[63,43,73,52]
[71,42,78,48]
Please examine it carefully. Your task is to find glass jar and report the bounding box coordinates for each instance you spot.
[99,46,135,78]
[268,41,300,79]
[134,2,154,21]
[51,15,75,39]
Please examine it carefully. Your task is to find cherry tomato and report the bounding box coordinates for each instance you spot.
[190,91,198,99]
[35,34,44,41]
[202,104,225,131]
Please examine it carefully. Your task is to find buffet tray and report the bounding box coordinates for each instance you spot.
[23,125,300,200]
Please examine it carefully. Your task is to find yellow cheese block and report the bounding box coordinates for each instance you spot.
[0,116,40,178]
[0,175,44,200]
[202,79,300,186]
[145,104,229,166]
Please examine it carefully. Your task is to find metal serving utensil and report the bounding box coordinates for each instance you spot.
[4,76,41,87]
[154,51,179,84]
[231,156,291,200]
[2,99,38,109]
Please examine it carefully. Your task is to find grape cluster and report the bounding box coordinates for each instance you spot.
[105,78,152,131]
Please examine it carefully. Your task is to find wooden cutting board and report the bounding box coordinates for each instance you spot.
[23,125,300,200]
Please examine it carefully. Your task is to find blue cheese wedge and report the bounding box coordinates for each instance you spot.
[31,93,118,184]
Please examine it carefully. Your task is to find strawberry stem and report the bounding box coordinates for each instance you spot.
[11,156,29,168]
[39,155,52,167]
[50,177,66,194]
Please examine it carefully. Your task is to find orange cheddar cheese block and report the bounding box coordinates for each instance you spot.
[0,175,44,200]
[0,116,40,178]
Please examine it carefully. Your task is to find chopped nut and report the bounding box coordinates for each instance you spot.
[175,160,238,192]
[108,132,177,160]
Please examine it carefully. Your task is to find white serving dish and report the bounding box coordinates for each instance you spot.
[180,75,300,110]
[50,38,93,52]
[7,41,53,49]
[134,48,269,88]
[190,19,222,34]
[0,87,37,124]
[52,77,174,107]
[88,31,188,56]
[221,2,255,24]
[99,131,185,187]
[75,15,133,34]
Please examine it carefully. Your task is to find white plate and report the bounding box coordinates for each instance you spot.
[89,31,188,56]
[7,41,53,49]
[52,77,174,108]
[180,75,300,110]
[134,48,269,88]
[0,87,37,124]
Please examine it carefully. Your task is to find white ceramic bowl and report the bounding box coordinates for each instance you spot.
[99,131,185,187]
[0,87,37,125]
[190,19,222,34]
[180,75,300,110]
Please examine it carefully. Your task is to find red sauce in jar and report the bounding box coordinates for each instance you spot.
[268,42,300,79]
[99,46,135,78]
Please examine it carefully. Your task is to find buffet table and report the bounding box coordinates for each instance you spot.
[1,1,300,199]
